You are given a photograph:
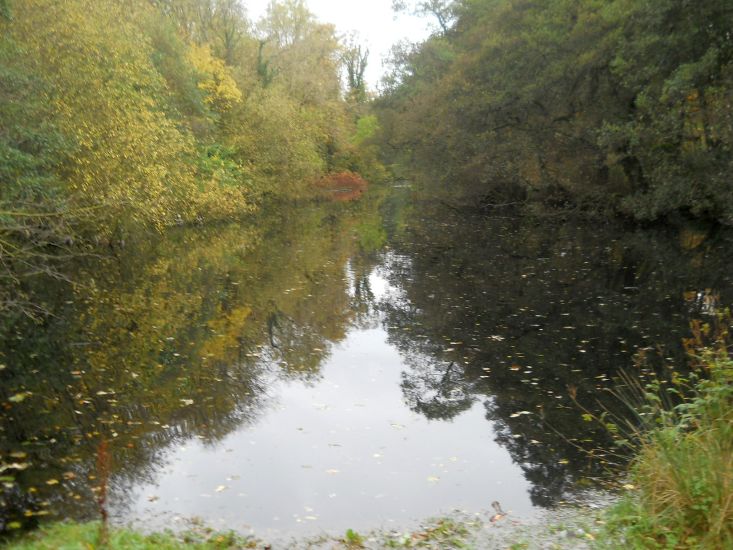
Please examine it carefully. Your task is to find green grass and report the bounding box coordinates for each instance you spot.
[598,352,733,549]
[2,521,259,549]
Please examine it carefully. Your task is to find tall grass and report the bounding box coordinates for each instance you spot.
[599,350,733,549]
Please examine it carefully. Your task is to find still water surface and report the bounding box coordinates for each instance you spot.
[1,188,731,537]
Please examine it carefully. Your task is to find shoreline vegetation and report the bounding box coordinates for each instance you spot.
[376,0,733,226]
[0,0,384,318]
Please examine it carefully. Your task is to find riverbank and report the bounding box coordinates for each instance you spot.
[596,346,733,549]
[3,502,610,549]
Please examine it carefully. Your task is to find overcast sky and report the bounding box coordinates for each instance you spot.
[244,0,433,90]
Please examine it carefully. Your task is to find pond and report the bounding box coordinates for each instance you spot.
[1,187,732,540]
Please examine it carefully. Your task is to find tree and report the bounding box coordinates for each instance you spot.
[377,0,733,223]
[342,36,369,103]
[149,0,249,64]
[391,0,455,34]
[256,0,341,105]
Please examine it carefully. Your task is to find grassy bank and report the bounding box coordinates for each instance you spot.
[597,348,733,549]
[2,522,261,550]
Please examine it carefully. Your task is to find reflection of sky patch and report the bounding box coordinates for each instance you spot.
[368,269,390,301]
[117,327,531,538]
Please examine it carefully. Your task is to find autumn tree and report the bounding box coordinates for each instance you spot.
[256,0,342,105]
[342,36,369,103]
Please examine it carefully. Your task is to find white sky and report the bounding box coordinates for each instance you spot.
[244,0,433,90]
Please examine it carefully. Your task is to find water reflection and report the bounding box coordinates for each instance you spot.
[379,201,733,506]
[118,323,531,538]
[1,190,731,537]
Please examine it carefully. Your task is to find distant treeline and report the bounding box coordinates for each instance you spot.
[0,0,382,314]
[377,0,733,223]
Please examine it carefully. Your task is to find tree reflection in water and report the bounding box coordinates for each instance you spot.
[1,192,731,533]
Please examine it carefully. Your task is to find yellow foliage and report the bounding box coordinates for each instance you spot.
[201,305,253,362]
[10,0,199,234]
[187,43,242,112]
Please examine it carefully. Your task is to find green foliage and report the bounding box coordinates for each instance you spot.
[4,521,259,549]
[378,0,733,223]
[344,528,365,547]
[222,86,326,198]
[352,115,380,146]
[599,351,733,548]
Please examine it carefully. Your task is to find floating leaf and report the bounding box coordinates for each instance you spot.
[45,479,60,485]
[8,392,31,403]
[215,485,227,492]
[426,475,440,483]
[0,463,30,473]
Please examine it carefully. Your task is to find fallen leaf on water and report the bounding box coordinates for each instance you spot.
[45,479,59,486]
[0,463,29,473]
[8,392,31,403]
[215,485,227,493]
[325,469,340,475]
[147,495,159,502]
[426,476,440,483]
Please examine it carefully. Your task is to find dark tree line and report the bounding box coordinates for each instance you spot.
[377,0,733,224]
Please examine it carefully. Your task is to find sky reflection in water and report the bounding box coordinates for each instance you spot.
[117,272,530,537]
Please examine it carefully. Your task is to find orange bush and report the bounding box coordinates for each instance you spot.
[314,171,368,202]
